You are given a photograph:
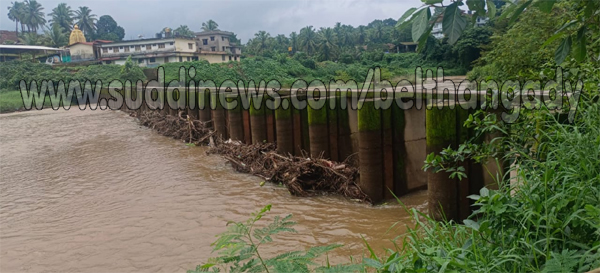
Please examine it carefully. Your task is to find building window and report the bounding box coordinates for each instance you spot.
[146,45,152,50]
[138,59,144,63]
[234,56,237,61]
[158,43,165,49]
[202,39,208,45]
[135,46,141,51]
[170,42,174,45]
[179,56,183,62]
[164,57,169,63]
[222,46,225,51]
[210,36,214,41]
[113,47,119,53]
[221,36,225,41]
[211,47,216,52]
[102,48,108,53]
[130,46,134,48]
[186,56,190,61]
[149,57,156,63]
[192,56,198,61]
[222,55,225,61]
[229,56,232,61]
[105,60,112,64]
[188,43,193,50]
[152,44,157,47]
[119,46,124,49]
[124,47,130,52]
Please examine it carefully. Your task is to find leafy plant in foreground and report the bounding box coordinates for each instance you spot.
[188,204,360,273]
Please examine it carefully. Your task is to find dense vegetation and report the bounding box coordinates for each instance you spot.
[190,0,600,272]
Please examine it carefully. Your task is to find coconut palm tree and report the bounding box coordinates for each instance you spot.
[49,3,74,33]
[318,27,338,61]
[357,25,367,45]
[253,30,271,55]
[299,26,318,55]
[289,32,298,54]
[201,20,219,31]
[7,1,25,34]
[19,32,40,45]
[22,0,46,32]
[74,6,97,36]
[44,23,68,47]
[174,25,194,38]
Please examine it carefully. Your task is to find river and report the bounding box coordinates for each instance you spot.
[0,108,427,273]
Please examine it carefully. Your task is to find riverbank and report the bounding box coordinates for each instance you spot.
[0,90,26,113]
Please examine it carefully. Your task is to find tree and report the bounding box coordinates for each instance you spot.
[43,23,68,47]
[7,1,25,34]
[22,0,45,32]
[19,32,40,45]
[453,26,492,69]
[74,6,97,36]
[201,19,219,31]
[173,25,195,38]
[289,32,298,54]
[318,27,337,61]
[252,31,271,55]
[120,56,145,83]
[49,3,74,33]
[95,15,125,41]
[398,0,598,65]
[356,25,367,45]
[299,26,318,55]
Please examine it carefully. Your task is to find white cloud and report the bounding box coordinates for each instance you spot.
[2,0,422,42]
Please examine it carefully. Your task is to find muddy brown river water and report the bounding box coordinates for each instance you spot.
[0,109,427,273]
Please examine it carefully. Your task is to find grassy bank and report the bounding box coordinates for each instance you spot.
[0,90,25,113]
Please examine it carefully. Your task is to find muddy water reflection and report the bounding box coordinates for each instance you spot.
[0,109,427,273]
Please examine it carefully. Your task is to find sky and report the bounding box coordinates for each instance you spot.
[1,0,423,43]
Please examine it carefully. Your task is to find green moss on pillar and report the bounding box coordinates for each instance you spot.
[358,100,381,132]
[426,106,457,148]
[308,103,328,125]
[249,96,266,116]
[275,98,292,119]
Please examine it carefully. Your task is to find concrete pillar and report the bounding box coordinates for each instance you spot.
[242,109,252,144]
[307,100,329,159]
[198,89,212,124]
[250,96,268,144]
[382,107,394,199]
[337,96,353,162]
[160,90,169,116]
[187,90,199,120]
[227,96,244,142]
[391,103,407,196]
[211,92,228,139]
[275,97,294,156]
[292,107,304,155]
[328,97,339,162]
[358,99,383,203]
[168,90,178,116]
[266,109,276,143]
[426,104,458,221]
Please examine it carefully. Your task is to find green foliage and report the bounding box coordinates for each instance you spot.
[0,60,131,90]
[374,95,600,272]
[94,15,125,41]
[173,25,195,38]
[119,56,145,83]
[188,205,357,273]
[74,6,97,37]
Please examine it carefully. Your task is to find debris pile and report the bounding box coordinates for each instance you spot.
[130,110,370,203]
[136,110,214,144]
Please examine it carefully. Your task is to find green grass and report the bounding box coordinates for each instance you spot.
[0,90,26,113]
